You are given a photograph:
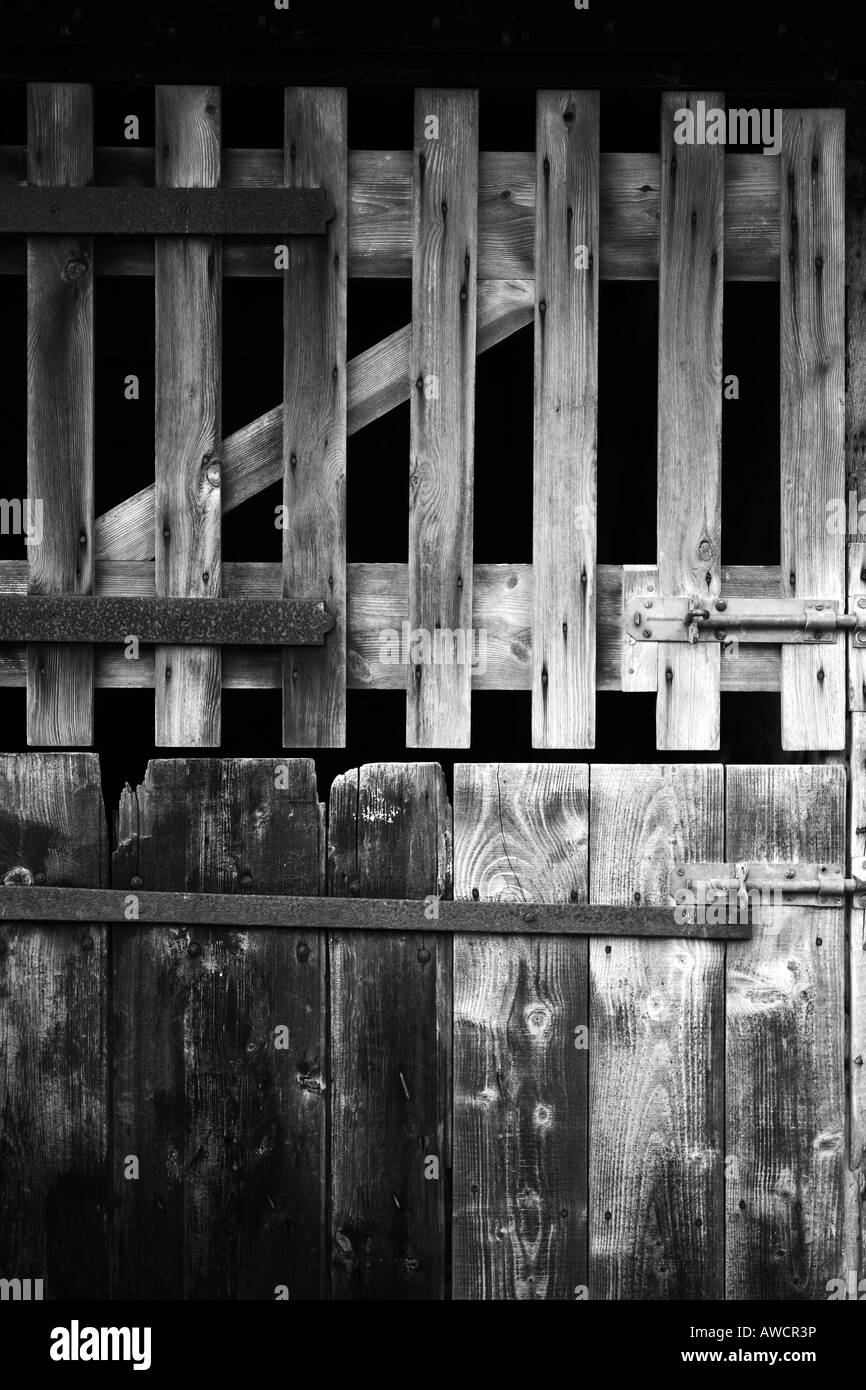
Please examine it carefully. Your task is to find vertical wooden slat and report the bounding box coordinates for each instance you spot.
[589,764,725,1298]
[282,87,348,747]
[725,766,848,1297]
[111,758,324,1299]
[780,110,846,750]
[154,86,222,746]
[328,763,451,1298]
[407,90,478,748]
[656,92,724,750]
[26,84,94,746]
[452,763,588,1300]
[0,753,108,1296]
[533,91,599,749]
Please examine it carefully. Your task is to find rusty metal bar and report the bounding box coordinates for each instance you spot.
[0,186,334,235]
[0,595,334,645]
[0,883,751,939]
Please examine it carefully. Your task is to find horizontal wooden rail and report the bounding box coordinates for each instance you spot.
[0,559,784,692]
[0,883,749,937]
[0,148,780,280]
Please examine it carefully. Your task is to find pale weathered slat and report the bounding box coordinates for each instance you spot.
[725,765,849,1298]
[154,86,222,745]
[656,92,724,750]
[532,91,598,749]
[452,763,588,1300]
[0,753,108,1296]
[26,83,95,745]
[780,111,846,750]
[0,148,781,280]
[282,88,348,747]
[850,718,866,1196]
[328,763,451,1299]
[93,278,532,564]
[589,764,725,1298]
[111,759,324,1299]
[407,90,478,747]
[0,560,789,692]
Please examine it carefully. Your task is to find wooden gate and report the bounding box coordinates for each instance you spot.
[0,84,851,752]
[0,755,855,1300]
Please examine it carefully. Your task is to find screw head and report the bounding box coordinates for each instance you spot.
[523,910,537,924]
[858,598,866,609]
[187,941,202,958]
[642,627,652,639]
[417,947,431,964]
[130,875,143,889]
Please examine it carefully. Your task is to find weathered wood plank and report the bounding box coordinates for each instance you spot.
[154,86,222,746]
[328,763,451,1299]
[589,764,725,1298]
[282,88,348,747]
[26,83,95,745]
[407,90,478,747]
[93,278,531,565]
[0,560,788,693]
[0,753,108,1296]
[452,763,588,1299]
[532,91,598,749]
[0,148,781,280]
[780,110,846,750]
[725,765,848,1298]
[656,92,724,750]
[111,758,324,1299]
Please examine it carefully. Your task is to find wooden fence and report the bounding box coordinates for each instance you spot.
[0,84,850,751]
[0,754,857,1300]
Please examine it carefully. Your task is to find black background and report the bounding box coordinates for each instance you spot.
[0,0,863,818]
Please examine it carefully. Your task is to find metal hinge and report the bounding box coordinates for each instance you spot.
[672,860,866,914]
[625,595,866,646]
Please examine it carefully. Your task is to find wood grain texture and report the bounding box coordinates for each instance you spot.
[407,90,478,747]
[0,147,780,281]
[154,86,222,746]
[452,763,588,1299]
[26,84,95,745]
[93,279,532,564]
[656,93,724,750]
[850,716,866,1192]
[725,765,849,1298]
[110,758,324,1299]
[780,111,846,750]
[532,92,598,749]
[328,763,451,1298]
[589,764,725,1299]
[0,559,789,694]
[847,116,866,714]
[282,88,348,747]
[0,753,108,1296]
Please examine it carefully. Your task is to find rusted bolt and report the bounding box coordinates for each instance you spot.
[3,865,33,886]
[417,947,431,964]
[130,874,143,889]
[523,910,537,924]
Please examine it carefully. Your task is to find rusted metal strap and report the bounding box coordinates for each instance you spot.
[0,595,333,645]
[0,883,750,939]
[0,187,334,235]
[626,595,865,645]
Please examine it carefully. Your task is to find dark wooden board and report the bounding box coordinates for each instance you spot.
[0,753,108,1296]
[110,758,324,1299]
[328,763,451,1298]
